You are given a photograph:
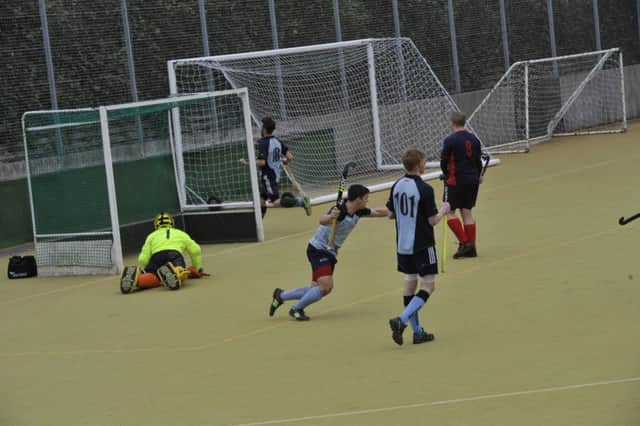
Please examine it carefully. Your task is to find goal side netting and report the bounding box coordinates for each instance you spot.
[468,48,626,153]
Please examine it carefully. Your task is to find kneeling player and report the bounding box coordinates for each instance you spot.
[120,212,208,294]
[268,184,389,320]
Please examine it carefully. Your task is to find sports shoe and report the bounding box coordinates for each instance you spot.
[464,245,478,258]
[453,243,468,259]
[302,196,312,216]
[269,288,284,316]
[289,308,310,321]
[120,266,140,294]
[413,329,435,344]
[157,263,181,290]
[389,317,407,346]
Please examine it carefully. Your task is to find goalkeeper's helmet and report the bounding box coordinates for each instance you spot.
[154,212,174,229]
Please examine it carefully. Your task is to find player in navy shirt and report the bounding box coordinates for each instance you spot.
[268,184,389,321]
[440,111,483,258]
[388,148,450,346]
[240,117,311,217]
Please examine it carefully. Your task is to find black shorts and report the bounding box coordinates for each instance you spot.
[306,244,337,281]
[144,250,186,273]
[397,246,438,276]
[447,183,479,210]
[260,174,280,202]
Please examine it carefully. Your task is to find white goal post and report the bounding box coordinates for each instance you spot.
[468,48,627,153]
[22,90,263,276]
[168,38,467,202]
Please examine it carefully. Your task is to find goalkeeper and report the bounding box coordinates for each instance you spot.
[120,212,208,294]
[240,116,311,217]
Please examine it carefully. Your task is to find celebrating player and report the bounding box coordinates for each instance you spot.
[240,116,311,217]
[440,111,483,258]
[119,212,208,294]
[268,184,388,320]
[388,148,450,345]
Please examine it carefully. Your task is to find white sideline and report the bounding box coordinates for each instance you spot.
[232,377,640,426]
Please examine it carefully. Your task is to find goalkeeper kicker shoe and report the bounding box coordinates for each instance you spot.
[120,266,140,294]
[157,263,181,290]
[389,317,407,346]
[269,288,284,316]
[303,196,312,216]
[413,329,435,344]
[289,308,310,321]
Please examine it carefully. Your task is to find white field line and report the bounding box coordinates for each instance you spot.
[232,377,640,426]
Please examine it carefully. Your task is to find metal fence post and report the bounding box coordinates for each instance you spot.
[547,0,558,77]
[38,0,63,156]
[499,0,510,71]
[198,0,219,135]
[392,0,407,101]
[592,0,602,50]
[447,0,461,93]
[333,0,349,109]
[268,0,287,120]
[120,0,145,153]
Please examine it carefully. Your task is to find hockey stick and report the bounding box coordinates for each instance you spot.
[481,153,491,177]
[328,162,357,248]
[439,174,448,273]
[619,212,640,226]
[282,163,306,197]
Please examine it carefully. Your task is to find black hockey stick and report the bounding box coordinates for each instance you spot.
[619,212,640,226]
[481,153,491,177]
[328,162,357,247]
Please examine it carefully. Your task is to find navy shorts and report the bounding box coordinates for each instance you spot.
[260,174,280,202]
[397,246,438,276]
[306,244,337,281]
[447,183,479,210]
[144,250,185,273]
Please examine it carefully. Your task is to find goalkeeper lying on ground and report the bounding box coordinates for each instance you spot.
[120,212,209,294]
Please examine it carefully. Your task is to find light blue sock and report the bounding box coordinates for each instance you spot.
[404,295,421,333]
[400,296,425,324]
[295,197,305,207]
[281,286,310,301]
[408,313,421,333]
[292,286,322,311]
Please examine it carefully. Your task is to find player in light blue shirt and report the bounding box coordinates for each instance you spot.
[388,148,450,345]
[268,184,389,320]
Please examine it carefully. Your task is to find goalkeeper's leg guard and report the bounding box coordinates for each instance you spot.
[157,262,182,290]
[138,272,161,289]
[120,266,140,294]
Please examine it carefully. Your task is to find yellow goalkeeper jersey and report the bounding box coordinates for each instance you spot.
[138,227,202,270]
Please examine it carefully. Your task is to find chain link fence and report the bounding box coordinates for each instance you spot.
[2,0,640,181]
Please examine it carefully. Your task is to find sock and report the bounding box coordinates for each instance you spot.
[292,286,322,311]
[138,272,161,289]
[447,218,468,244]
[295,197,305,207]
[464,223,476,247]
[280,286,310,301]
[404,295,421,333]
[400,290,430,324]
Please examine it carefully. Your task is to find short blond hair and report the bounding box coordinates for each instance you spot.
[402,148,426,172]
[450,111,466,127]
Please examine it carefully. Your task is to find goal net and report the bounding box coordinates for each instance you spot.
[468,48,626,153]
[168,38,461,202]
[22,90,262,276]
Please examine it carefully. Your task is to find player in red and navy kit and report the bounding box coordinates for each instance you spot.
[440,112,483,259]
